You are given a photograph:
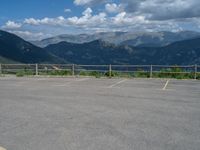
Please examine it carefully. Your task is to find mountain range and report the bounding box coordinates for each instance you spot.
[0,30,65,64]
[0,30,200,65]
[45,39,200,65]
[31,31,200,48]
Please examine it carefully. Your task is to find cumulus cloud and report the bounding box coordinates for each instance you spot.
[72,0,200,22]
[24,16,67,26]
[82,7,93,16]
[105,3,123,13]
[112,12,148,26]
[64,9,71,13]
[2,21,22,29]
[23,7,106,28]
[74,0,106,6]
[8,30,48,40]
[76,0,200,20]
[68,8,107,27]
[74,0,93,5]
[2,0,200,40]
[122,0,200,21]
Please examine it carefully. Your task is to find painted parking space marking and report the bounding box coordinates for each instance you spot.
[76,78,90,82]
[53,78,90,87]
[0,146,7,150]
[162,79,170,90]
[108,79,128,88]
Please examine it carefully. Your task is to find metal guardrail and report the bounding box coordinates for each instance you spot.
[0,64,199,79]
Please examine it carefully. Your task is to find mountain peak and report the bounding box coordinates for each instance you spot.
[87,39,118,49]
[31,31,200,48]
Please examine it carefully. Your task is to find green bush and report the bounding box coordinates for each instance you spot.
[16,71,24,77]
[16,70,34,77]
[79,71,89,76]
[14,67,198,80]
[195,73,200,80]
[48,70,72,76]
[90,71,101,78]
[152,67,194,79]
[133,70,149,78]
[104,71,119,77]
[39,70,72,76]
[79,71,103,78]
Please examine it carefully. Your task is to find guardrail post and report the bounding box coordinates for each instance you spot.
[150,65,153,78]
[35,64,38,76]
[109,64,112,78]
[194,64,197,80]
[0,64,2,74]
[72,64,75,76]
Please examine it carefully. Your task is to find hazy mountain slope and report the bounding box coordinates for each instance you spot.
[121,31,200,47]
[45,40,155,65]
[1,30,199,65]
[45,38,200,65]
[33,31,200,48]
[0,30,65,63]
[0,56,19,63]
[31,32,125,47]
[45,40,137,65]
[153,38,200,65]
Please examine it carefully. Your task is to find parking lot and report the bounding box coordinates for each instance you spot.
[0,77,200,150]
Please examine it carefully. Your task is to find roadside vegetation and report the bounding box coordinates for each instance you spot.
[0,66,199,80]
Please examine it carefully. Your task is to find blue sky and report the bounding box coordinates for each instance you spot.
[1,0,200,40]
[0,0,81,23]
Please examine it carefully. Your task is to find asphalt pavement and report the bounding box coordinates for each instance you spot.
[0,77,200,150]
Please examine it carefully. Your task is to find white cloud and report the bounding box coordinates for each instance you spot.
[68,8,106,27]
[24,16,66,26]
[112,12,148,26]
[3,0,200,40]
[8,30,48,40]
[5,10,198,36]
[24,18,40,25]
[122,0,200,20]
[64,9,71,13]
[23,8,106,28]
[82,7,93,17]
[74,0,106,6]
[74,0,93,5]
[72,0,200,21]
[105,3,123,13]
[2,21,22,29]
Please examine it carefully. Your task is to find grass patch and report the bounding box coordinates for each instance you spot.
[79,71,104,78]
[39,70,72,76]
[16,70,34,77]
[152,67,195,79]
[6,66,199,80]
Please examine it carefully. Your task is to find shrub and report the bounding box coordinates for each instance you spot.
[16,71,24,77]
[16,70,34,77]
[104,71,119,77]
[196,74,200,80]
[79,71,89,76]
[89,71,102,78]
[134,71,149,78]
[152,67,194,79]
[79,71,102,78]
[48,70,72,76]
